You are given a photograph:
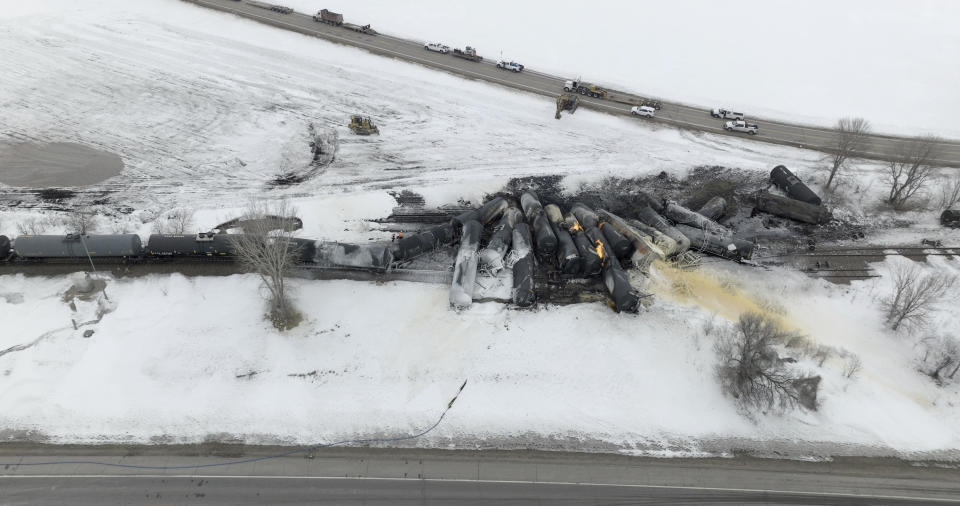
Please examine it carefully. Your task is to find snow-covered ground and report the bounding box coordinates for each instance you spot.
[2,258,959,455]
[1,0,960,457]
[276,0,960,138]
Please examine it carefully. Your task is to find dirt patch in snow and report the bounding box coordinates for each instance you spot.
[0,142,123,188]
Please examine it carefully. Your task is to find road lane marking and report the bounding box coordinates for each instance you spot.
[3,473,959,502]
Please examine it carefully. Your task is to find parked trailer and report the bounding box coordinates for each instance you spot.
[313,8,343,25]
[633,97,662,110]
[452,46,483,62]
[247,0,293,14]
[14,234,143,258]
[343,23,377,35]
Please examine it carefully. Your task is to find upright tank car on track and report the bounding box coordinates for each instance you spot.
[145,233,237,258]
[14,234,143,259]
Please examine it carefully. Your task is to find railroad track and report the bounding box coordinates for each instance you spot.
[761,245,960,259]
[767,244,960,284]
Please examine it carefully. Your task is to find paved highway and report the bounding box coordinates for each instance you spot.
[2,446,960,504]
[183,0,960,168]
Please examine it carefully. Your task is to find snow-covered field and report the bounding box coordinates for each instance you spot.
[276,0,960,138]
[1,0,960,457]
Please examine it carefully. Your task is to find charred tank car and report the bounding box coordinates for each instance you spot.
[770,165,822,206]
[289,238,317,264]
[14,234,143,259]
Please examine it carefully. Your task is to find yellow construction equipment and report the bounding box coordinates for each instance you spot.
[348,115,379,135]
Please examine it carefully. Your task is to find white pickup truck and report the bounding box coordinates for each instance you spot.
[724,120,759,135]
[424,43,450,54]
[496,60,524,72]
[711,108,744,120]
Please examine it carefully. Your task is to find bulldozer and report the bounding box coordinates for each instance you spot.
[348,115,379,135]
[555,93,579,119]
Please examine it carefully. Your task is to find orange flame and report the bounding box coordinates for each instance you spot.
[594,239,605,260]
[569,221,583,233]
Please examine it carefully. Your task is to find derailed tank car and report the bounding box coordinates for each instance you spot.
[391,222,457,262]
[14,234,143,258]
[0,235,10,260]
[942,209,960,228]
[770,165,822,206]
[289,238,317,263]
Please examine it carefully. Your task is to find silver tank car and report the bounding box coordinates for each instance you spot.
[14,234,143,258]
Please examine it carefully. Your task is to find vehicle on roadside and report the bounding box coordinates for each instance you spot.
[424,43,450,54]
[452,46,483,62]
[270,5,293,14]
[711,108,744,120]
[313,8,343,24]
[631,105,656,118]
[635,97,662,110]
[563,79,606,99]
[496,60,524,72]
[343,22,376,34]
[724,119,759,135]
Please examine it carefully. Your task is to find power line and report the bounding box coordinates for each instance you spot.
[1,380,468,471]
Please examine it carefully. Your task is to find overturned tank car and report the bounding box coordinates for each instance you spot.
[942,209,960,228]
[770,165,822,206]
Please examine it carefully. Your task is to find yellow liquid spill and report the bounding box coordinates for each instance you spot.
[647,260,793,328]
[647,260,933,408]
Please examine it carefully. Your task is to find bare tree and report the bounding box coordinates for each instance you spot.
[152,208,194,234]
[938,174,960,211]
[919,335,960,385]
[715,312,808,413]
[65,208,96,234]
[886,135,943,210]
[884,260,956,331]
[826,117,871,189]
[841,352,863,380]
[230,200,302,330]
[17,216,53,236]
[169,208,194,234]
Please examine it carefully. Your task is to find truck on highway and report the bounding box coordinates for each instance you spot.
[563,79,607,99]
[452,46,483,62]
[313,9,377,34]
[711,108,744,120]
[425,43,450,54]
[496,60,524,72]
[314,8,343,25]
[724,120,759,135]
